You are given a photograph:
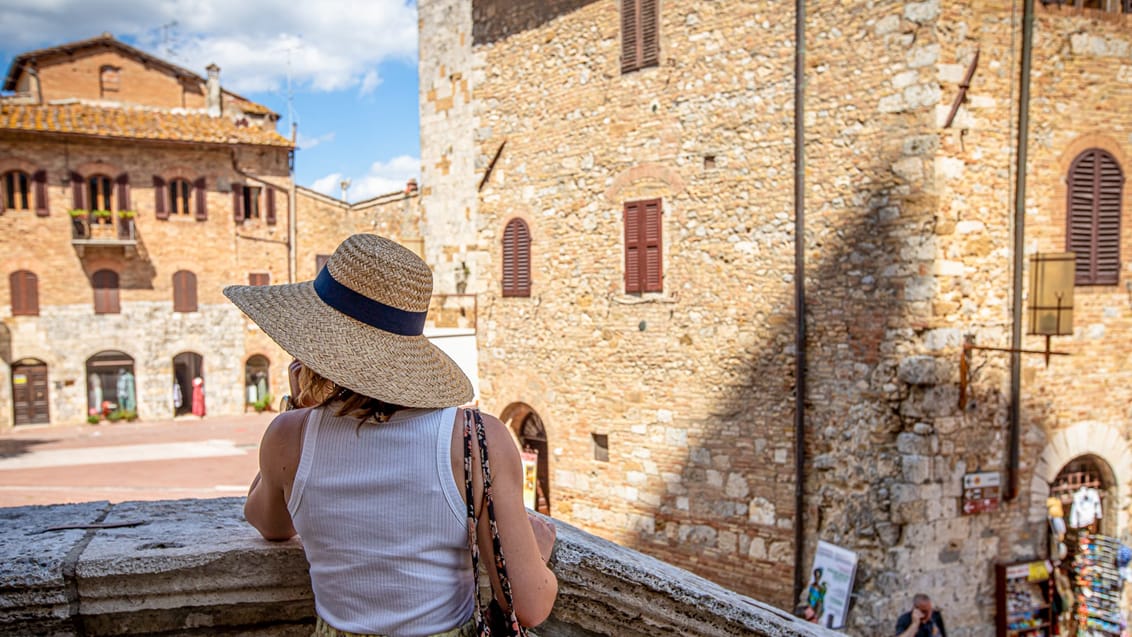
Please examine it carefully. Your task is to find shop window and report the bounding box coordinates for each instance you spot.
[245,354,271,408]
[9,270,39,316]
[85,350,136,418]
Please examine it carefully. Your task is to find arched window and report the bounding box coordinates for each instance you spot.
[9,270,38,316]
[92,269,120,314]
[245,355,271,408]
[1067,149,1123,285]
[86,350,135,417]
[88,175,114,219]
[501,218,531,297]
[169,178,192,215]
[172,270,197,312]
[3,170,30,210]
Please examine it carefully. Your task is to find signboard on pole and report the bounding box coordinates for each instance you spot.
[962,471,1001,515]
[807,540,858,629]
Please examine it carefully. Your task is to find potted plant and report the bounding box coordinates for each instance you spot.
[252,394,274,413]
[91,209,112,220]
[86,414,101,425]
[118,210,136,219]
[68,209,87,218]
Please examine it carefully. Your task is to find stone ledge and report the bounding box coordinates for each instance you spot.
[1,497,832,636]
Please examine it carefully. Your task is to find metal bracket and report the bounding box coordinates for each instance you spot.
[958,334,1069,409]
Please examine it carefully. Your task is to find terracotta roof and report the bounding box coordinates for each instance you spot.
[0,102,293,147]
[233,100,275,116]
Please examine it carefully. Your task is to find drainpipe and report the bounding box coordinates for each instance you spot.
[1007,0,1035,501]
[792,0,808,605]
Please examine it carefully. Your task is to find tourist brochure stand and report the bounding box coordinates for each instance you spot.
[995,560,1053,637]
[1069,533,1123,636]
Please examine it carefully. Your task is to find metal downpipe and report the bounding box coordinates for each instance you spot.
[792,0,808,605]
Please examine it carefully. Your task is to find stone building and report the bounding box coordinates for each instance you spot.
[417,1,1132,634]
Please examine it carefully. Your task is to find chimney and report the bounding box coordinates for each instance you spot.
[205,64,221,117]
[405,178,418,195]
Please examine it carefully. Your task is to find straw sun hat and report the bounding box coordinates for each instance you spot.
[223,234,473,408]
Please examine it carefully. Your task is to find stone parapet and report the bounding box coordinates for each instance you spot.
[0,497,831,636]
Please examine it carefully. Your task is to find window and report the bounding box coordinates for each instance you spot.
[172,270,198,312]
[1067,148,1123,285]
[316,254,331,273]
[9,270,38,316]
[92,269,120,314]
[3,171,30,210]
[233,184,261,222]
[169,179,192,215]
[100,65,120,95]
[88,175,113,220]
[501,218,531,297]
[623,199,663,293]
[621,0,659,74]
[248,272,270,286]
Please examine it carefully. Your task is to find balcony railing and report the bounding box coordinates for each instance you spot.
[70,214,137,246]
[0,497,832,636]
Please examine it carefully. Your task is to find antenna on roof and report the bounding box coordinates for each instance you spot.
[160,21,180,60]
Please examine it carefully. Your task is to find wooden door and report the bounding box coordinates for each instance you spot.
[12,362,49,425]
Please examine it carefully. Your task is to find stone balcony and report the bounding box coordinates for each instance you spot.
[1,497,831,636]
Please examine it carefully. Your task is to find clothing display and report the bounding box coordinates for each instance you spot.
[1069,488,1102,530]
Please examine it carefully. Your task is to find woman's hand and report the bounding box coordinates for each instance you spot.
[528,511,556,564]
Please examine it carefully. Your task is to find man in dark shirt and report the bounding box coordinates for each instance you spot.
[895,593,947,637]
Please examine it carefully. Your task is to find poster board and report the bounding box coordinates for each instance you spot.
[807,540,859,629]
[520,450,538,510]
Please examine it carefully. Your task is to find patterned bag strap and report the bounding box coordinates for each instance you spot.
[463,408,527,637]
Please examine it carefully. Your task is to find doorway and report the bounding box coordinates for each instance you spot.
[502,402,550,515]
[245,355,270,408]
[11,359,49,425]
[85,350,135,417]
[172,352,203,416]
[1050,454,1116,535]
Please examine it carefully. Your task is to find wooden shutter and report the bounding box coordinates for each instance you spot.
[502,218,531,297]
[249,272,270,286]
[624,201,642,293]
[640,0,659,69]
[0,173,6,214]
[193,177,208,220]
[71,172,85,210]
[173,271,197,312]
[266,188,277,225]
[233,183,244,223]
[1068,149,1124,285]
[33,170,48,216]
[10,271,38,316]
[153,176,168,219]
[621,0,659,73]
[621,0,640,73]
[92,269,120,314]
[115,173,130,211]
[642,199,663,292]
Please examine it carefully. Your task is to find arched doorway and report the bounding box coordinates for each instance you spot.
[501,402,550,515]
[245,355,270,408]
[1050,455,1117,535]
[85,350,135,417]
[11,358,49,425]
[172,352,203,416]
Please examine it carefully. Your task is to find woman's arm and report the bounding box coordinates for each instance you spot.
[245,408,307,541]
[471,412,558,627]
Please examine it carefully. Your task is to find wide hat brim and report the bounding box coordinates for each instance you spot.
[223,281,474,409]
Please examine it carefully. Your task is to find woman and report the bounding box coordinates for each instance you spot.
[226,234,558,636]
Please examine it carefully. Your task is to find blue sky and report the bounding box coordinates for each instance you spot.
[0,0,421,202]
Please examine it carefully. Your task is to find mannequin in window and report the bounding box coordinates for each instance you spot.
[116,368,136,412]
[88,374,103,416]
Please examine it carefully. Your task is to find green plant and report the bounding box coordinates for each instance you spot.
[123,410,138,422]
[117,210,137,219]
[86,414,101,425]
[68,209,87,218]
[252,393,274,413]
[91,209,112,219]
[106,409,123,422]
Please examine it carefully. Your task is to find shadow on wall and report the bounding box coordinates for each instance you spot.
[473,0,604,46]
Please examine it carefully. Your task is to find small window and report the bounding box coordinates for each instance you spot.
[9,270,39,316]
[248,272,270,286]
[1067,149,1123,286]
[621,0,660,74]
[501,218,531,297]
[316,254,331,274]
[172,270,198,312]
[100,65,120,95]
[592,433,610,462]
[243,186,262,220]
[623,198,663,293]
[92,269,120,314]
[3,171,30,210]
[169,179,192,215]
[88,175,114,220]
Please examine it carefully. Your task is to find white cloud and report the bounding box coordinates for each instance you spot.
[296,131,335,150]
[309,155,419,202]
[0,0,418,94]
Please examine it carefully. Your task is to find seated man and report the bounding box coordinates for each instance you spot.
[895,593,946,637]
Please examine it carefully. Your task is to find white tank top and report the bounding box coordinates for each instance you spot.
[287,405,474,636]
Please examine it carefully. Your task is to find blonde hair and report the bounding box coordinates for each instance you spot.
[296,363,405,424]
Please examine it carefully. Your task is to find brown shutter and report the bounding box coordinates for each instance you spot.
[153,176,168,219]
[71,172,85,210]
[621,0,640,74]
[502,219,532,297]
[1068,149,1124,285]
[194,177,208,220]
[25,271,39,315]
[0,173,6,214]
[9,271,24,315]
[173,271,198,312]
[233,183,244,223]
[643,199,663,292]
[266,187,277,225]
[186,271,197,311]
[640,0,659,69]
[115,173,130,211]
[33,170,48,216]
[93,270,120,314]
[624,201,642,293]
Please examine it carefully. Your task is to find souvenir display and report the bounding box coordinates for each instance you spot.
[996,560,1054,637]
[1068,533,1123,636]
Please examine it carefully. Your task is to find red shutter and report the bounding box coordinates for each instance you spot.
[193,177,208,220]
[624,201,642,293]
[71,172,85,210]
[248,272,270,286]
[621,0,640,74]
[266,188,277,225]
[233,183,244,223]
[33,170,48,216]
[643,199,663,292]
[115,173,130,211]
[502,219,531,297]
[153,176,168,219]
[640,0,659,68]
